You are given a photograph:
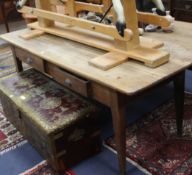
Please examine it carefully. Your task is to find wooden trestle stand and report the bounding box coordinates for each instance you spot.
[19,0,170,70]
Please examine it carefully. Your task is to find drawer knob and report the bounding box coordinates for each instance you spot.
[64,78,72,87]
[26,57,33,64]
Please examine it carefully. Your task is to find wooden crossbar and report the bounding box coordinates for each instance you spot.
[75,2,104,13]
[52,0,170,28]
[50,0,104,13]
[137,12,171,27]
[45,0,172,30]
[19,6,133,41]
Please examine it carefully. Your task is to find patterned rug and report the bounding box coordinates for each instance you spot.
[0,104,26,155]
[0,46,16,78]
[0,46,29,78]
[105,92,192,175]
[0,46,29,155]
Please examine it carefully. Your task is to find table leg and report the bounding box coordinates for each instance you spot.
[174,71,185,136]
[11,46,23,72]
[110,91,126,175]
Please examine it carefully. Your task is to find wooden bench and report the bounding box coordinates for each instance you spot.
[0,68,102,171]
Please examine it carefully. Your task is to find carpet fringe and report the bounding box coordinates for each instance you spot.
[103,143,152,175]
[0,140,28,156]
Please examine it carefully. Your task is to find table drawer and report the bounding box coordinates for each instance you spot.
[14,47,44,72]
[46,63,91,97]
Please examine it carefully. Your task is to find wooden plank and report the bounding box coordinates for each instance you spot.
[20,6,133,41]
[89,46,169,70]
[28,22,163,52]
[127,46,170,68]
[103,0,111,12]
[137,12,171,27]
[89,51,128,70]
[27,22,168,65]
[140,36,164,49]
[28,21,118,51]
[19,29,44,40]
[66,0,76,16]
[50,0,104,13]
[50,0,65,5]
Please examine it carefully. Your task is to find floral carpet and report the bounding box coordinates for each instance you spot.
[0,104,26,155]
[0,46,29,78]
[0,47,16,78]
[105,92,192,175]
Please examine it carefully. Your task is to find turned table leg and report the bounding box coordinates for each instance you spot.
[174,71,185,136]
[11,46,23,72]
[110,91,126,175]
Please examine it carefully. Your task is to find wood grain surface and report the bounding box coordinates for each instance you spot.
[1,21,192,95]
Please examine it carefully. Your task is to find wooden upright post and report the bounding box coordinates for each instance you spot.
[35,0,54,27]
[114,0,140,51]
[122,0,140,48]
[102,0,111,11]
[66,0,76,16]
[102,0,115,22]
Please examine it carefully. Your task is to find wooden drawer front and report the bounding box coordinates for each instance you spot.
[14,47,44,72]
[46,63,91,97]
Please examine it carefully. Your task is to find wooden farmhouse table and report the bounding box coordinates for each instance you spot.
[1,21,192,175]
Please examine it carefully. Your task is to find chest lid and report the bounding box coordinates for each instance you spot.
[0,69,98,134]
